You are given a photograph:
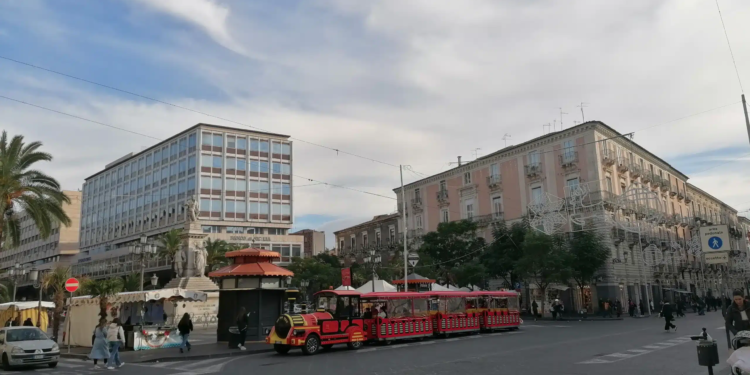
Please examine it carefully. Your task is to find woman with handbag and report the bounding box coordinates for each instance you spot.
[89,318,110,369]
[106,318,126,369]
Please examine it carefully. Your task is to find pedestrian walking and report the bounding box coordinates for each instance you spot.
[726,290,750,336]
[639,301,645,316]
[603,300,612,318]
[178,313,193,353]
[531,300,538,318]
[236,307,248,350]
[89,318,110,369]
[649,299,654,313]
[661,301,676,332]
[676,301,685,318]
[106,318,125,369]
[615,300,622,318]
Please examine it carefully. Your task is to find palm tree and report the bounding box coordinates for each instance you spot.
[41,266,70,341]
[82,278,124,320]
[0,131,71,248]
[122,273,142,292]
[205,238,230,274]
[157,229,183,259]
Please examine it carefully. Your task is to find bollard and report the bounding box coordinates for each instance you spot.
[693,328,719,375]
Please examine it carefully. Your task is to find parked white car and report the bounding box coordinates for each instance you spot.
[0,327,59,370]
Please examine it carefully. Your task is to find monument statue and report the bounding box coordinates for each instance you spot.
[185,197,199,223]
[174,247,186,277]
[193,244,208,277]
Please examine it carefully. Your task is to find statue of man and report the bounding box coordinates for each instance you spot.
[185,197,199,223]
[174,248,185,277]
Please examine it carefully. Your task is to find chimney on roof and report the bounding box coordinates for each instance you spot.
[458,156,462,166]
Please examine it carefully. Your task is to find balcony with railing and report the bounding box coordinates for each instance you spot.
[676,189,685,201]
[629,163,643,178]
[641,171,652,184]
[470,212,505,227]
[524,163,543,178]
[411,197,423,210]
[684,193,693,203]
[601,148,616,166]
[660,180,670,193]
[486,174,502,190]
[616,157,629,174]
[650,173,664,188]
[436,189,449,205]
[559,151,578,168]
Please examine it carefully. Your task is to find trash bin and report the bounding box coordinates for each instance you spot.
[697,339,719,367]
[227,326,241,349]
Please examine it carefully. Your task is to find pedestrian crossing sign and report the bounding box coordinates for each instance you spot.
[699,225,729,253]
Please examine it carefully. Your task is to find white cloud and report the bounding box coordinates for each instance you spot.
[132,0,249,57]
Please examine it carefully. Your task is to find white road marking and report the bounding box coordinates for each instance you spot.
[717,326,726,330]
[627,349,651,353]
[579,358,612,364]
[466,335,481,339]
[357,348,378,353]
[579,336,693,364]
[522,325,543,327]
[417,341,435,345]
[643,345,666,349]
[605,353,635,358]
[488,333,503,336]
[445,338,460,342]
[553,326,571,328]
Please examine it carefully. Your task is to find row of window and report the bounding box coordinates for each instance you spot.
[340,227,398,251]
[202,226,288,235]
[1,242,60,267]
[201,132,291,155]
[198,199,292,216]
[199,156,291,174]
[199,177,291,195]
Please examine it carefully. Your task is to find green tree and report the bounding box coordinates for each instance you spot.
[453,259,488,289]
[516,231,570,316]
[205,238,230,274]
[82,278,124,320]
[0,131,71,248]
[314,253,341,269]
[482,220,529,288]
[42,267,69,341]
[157,229,183,260]
[419,220,486,284]
[566,228,609,311]
[287,257,340,297]
[122,273,142,292]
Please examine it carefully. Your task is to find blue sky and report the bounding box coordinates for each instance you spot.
[1,0,750,246]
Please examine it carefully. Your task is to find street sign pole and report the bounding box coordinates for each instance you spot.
[67,292,72,353]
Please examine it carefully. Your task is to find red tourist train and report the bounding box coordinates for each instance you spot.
[265,289,521,355]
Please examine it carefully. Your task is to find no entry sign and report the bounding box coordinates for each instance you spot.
[65,278,79,293]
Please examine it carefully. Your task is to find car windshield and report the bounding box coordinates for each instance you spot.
[7,328,48,342]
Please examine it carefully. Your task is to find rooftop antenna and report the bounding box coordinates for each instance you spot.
[553,119,557,132]
[472,148,482,159]
[577,102,589,123]
[542,124,550,134]
[502,133,512,147]
[559,108,568,129]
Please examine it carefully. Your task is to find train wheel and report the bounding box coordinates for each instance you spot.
[347,340,363,350]
[274,344,290,355]
[322,344,334,351]
[302,335,321,355]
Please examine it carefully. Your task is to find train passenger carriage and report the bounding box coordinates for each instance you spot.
[430,291,482,336]
[472,291,521,331]
[265,290,366,355]
[360,292,434,342]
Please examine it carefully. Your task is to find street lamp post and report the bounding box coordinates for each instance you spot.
[300,279,309,304]
[150,274,159,290]
[29,268,45,328]
[8,263,28,302]
[363,247,382,293]
[129,236,156,292]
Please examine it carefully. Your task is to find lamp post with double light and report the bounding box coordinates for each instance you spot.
[8,263,28,302]
[363,247,382,293]
[128,236,156,292]
[28,268,46,328]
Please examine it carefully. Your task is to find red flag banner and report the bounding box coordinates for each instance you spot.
[341,268,351,287]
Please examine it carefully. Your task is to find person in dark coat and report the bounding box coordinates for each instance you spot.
[639,301,645,316]
[615,300,622,318]
[236,307,248,350]
[22,318,33,326]
[177,313,193,353]
[531,300,539,318]
[725,290,750,336]
[661,302,676,331]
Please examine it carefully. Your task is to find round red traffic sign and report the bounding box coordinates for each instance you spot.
[65,278,79,293]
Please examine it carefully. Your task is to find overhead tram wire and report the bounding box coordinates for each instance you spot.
[0,94,397,202]
[0,55,399,168]
[715,0,745,94]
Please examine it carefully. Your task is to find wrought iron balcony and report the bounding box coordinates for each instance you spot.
[486,174,502,189]
[641,172,652,184]
[629,163,643,178]
[411,197,423,210]
[660,182,670,193]
[650,174,663,188]
[669,186,678,197]
[616,158,629,173]
[436,189,449,205]
[601,148,616,166]
[524,163,543,178]
[684,194,692,203]
[470,212,504,227]
[559,152,578,168]
[676,190,685,200]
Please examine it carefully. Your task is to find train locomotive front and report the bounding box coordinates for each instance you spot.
[265,290,365,355]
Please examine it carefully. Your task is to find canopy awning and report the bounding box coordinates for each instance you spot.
[0,302,55,311]
[356,280,397,293]
[335,286,356,291]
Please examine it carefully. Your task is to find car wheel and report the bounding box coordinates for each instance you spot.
[301,335,320,355]
[347,340,363,350]
[48,362,58,368]
[2,353,11,371]
[273,344,290,355]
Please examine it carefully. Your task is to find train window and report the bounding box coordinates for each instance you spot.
[478,298,489,309]
[387,299,412,318]
[413,298,430,317]
[497,298,509,309]
[317,295,338,314]
[338,296,361,318]
[508,297,520,311]
[445,297,465,313]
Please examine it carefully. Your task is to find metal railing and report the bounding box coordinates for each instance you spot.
[559,152,578,166]
[486,174,502,187]
[436,189,449,203]
[524,163,543,177]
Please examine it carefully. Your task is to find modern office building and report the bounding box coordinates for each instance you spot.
[0,190,82,295]
[72,123,303,282]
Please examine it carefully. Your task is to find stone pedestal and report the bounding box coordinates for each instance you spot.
[164,221,219,290]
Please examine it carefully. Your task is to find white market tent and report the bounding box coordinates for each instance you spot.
[64,288,207,347]
[0,301,55,310]
[447,285,462,291]
[0,302,55,331]
[430,283,451,291]
[334,286,356,291]
[356,280,397,293]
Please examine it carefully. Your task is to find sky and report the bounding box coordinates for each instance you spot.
[1,0,749,247]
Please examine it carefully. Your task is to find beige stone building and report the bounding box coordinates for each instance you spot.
[392,120,749,310]
[0,190,81,295]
